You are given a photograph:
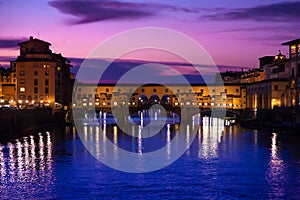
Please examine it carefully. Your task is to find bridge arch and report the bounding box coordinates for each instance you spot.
[149,94,160,105]
[161,94,171,105]
[138,94,148,106]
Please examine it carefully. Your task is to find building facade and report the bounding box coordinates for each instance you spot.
[0,67,16,107]
[10,36,73,109]
[72,83,246,111]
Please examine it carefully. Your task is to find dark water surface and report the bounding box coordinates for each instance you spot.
[0,120,300,199]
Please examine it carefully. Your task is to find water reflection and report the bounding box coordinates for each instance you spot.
[81,116,226,164]
[0,118,299,199]
[199,117,224,159]
[266,133,286,199]
[0,132,55,198]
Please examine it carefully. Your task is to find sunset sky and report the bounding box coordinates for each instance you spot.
[1,0,300,70]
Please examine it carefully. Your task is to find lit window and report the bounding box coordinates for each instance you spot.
[291,45,296,54]
[57,67,61,71]
[19,87,25,92]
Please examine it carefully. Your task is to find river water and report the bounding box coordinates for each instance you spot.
[0,117,300,199]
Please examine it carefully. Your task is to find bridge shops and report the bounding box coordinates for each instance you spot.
[72,83,246,112]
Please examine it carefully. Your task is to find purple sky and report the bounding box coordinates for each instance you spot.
[0,0,300,69]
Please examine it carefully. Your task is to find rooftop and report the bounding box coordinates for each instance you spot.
[282,38,300,46]
[18,36,51,46]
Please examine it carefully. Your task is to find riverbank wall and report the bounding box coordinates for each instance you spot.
[0,109,67,140]
[241,107,300,132]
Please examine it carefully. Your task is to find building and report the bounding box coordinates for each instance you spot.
[10,36,73,109]
[262,51,288,80]
[218,68,265,84]
[0,66,16,107]
[72,83,246,111]
[282,38,300,107]
[246,78,288,110]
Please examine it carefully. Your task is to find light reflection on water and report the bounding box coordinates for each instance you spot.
[0,117,299,199]
[0,132,55,199]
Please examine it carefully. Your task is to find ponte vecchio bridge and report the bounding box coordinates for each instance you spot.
[72,83,246,119]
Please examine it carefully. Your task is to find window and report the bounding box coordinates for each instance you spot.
[34,87,38,94]
[177,89,180,92]
[165,89,168,92]
[40,95,44,100]
[141,89,145,93]
[212,89,216,93]
[34,79,38,86]
[225,89,227,93]
[236,89,239,93]
[274,85,278,90]
[106,88,109,92]
[34,95,38,100]
[153,89,157,93]
[291,45,296,54]
[20,79,25,84]
[200,89,204,93]
[45,79,49,86]
[45,87,49,94]
[45,70,49,76]
[20,71,25,76]
[19,95,26,100]
[19,87,25,92]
